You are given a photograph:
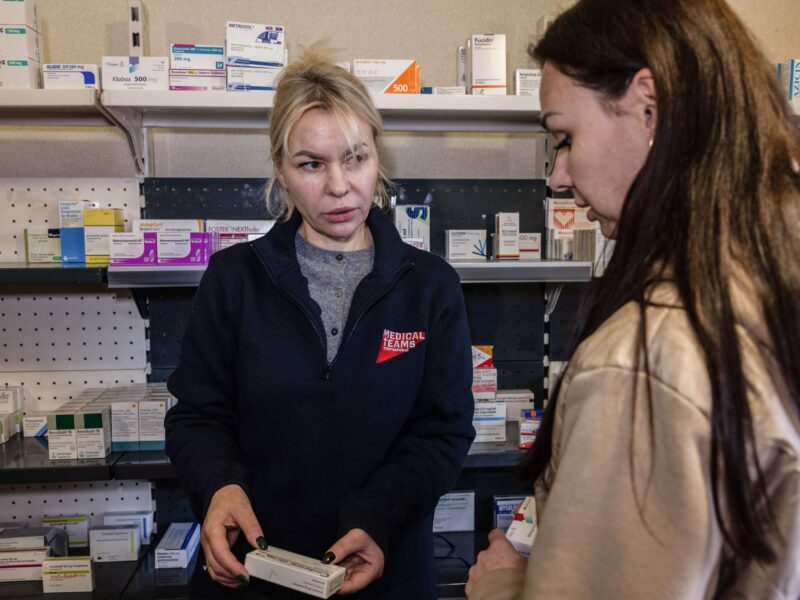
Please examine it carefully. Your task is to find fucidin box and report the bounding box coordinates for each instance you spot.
[245,547,346,599]
[468,34,506,95]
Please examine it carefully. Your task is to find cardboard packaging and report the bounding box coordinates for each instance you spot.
[0,0,39,30]
[505,496,537,556]
[24,228,60,262]
[493,495,527,529]
[22,412,48,436]
[169,68,226,91]
[0,527,66,556]
[226,65,281,91]
[472,401,506,442]
[226,22,285,68]
[40,515,90,550]
[0,57,38,88]
[133,219,203,232]
[472,345,493,369]
[468,34,506,95]
[496,389,535,421]
[170,44,225,70]
[445,230,487,261]
[42,64,98,89]
[494,212,520,259]
[245,547,346,599]
[0,24,40,61]
[155,522,200,569]
[110,232,158,266]
[519,408,544,448]
[90,526,141,562]
[204,220,274,250]
[432,491,475,532]
[0,547,51,582]
[101,56,169,90]
[514,68,542,96]
[393,205,430,251]
[519,232,541,261]
[42,556,94,593]
[472,367,497,401]
[353,59,420,94]
[103,511,154,545]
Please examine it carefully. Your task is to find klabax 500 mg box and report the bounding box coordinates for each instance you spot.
[245,547,346,599]
[353,59,420,94]
[101,56,169,90]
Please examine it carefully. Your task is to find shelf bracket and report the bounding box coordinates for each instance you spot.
[95,100,152,178]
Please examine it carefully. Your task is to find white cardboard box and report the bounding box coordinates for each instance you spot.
[432,491,475,532]
[468,34,506,95]
[0,57,39,88]
[155,522,200,569]
[393,205,430,252]
[42,64,99,89]
[226,65,281,91]
[226,22,285,68]
[445,229,487,261]
[494,212,520,259]
[170,44,225,70]
[353,59,420,94]
[101,56,169,90]
[472,367,497,401]
[245,547,346,599]
[472,402,506,442]
[0,0,39,31]
[0,547,51,582]
[0,527,66,555]
[514,68,542,96]
[506,496,537,556]
[40,515,89,549]
[0,25,40,61]
[89,526,141,562]
[519,232,542,261]
[103,511,154,545]
[169,68,226,91]
[42,556,94,593]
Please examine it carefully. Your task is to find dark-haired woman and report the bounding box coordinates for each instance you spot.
[466,0,800,598]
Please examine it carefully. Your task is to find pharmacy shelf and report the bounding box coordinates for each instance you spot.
[464,421,525,469]
[0,262,107,285]
[0,89,111,127]
[107,266,206,288]
[453,260,592,283]
[100,89,542,132]
[114,451,176,480]
[120,540,196,600]
[0,435,120,484]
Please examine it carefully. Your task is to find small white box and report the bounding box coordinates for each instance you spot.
[495,389,535,421]
[103,511,154,545]
[0,57,39,88]
[468,34,506,95]
[472,345,493,369]
[0,527,66,555]
[42,556,94,593]
[0,0,38,30]
[0,411,17,443]
[514,68,542,96]
[226,65,281,91]
[41,515,90,550]
[519,232,541,261]
[393,205,430,252]
[42,64,98,89]
[245,547,346,599]
[24,228,60,262]
[76,407,111,459]
[472,367,497,401]
[0,25,40,61]
[138,399,167,450]
[226,22,285,68]
[22,413,48,436]
[473,402,506,442]
[433,491,475,532]
[155,522,200,569]
[0,386,21,412]
[432,86,466,95]
[58,200,94,228]
[494,212,520,259]
[353,59,420,94]
[46,413,77,459]
[133,219,203,232]
[101,56,169,91]
[0,547,51,582]
[445,229,487,261]
[89,526,141,562]
[170,44,225,70]
[506,496,537,556]
[84,226,117,263]
[169,68,226,91]
[110,399,139,451]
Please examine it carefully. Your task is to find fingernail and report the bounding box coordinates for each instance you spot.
[237,574,250,587]
[256,536,268,550]
[321,551,336,564]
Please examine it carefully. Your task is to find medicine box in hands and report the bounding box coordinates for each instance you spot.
[245,547,346,599]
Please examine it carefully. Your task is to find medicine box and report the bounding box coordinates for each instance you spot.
[0,547,51,582]
[468,34,506,95]
[226,65,281,91]
[42,64,98,89]
[110,399,139,450]
[472,367,497,401]
[353,59,420,94]
[505,496,537,556]
[110,232,158,266]
[393,205,431,252]
[75,407,111,459]
[84,208,125,265]
[46,413,77,459]
[432,491,475,533]
[41,515,90,549]
[103,511,154,545]
[779,59,800,101]
[0,527,66,556]
[0,25,40,61]
[0,0,38,31]
[472,402,506,442]
[22,412,47,436]
[101,56,169,91]
[169,68,226,91]
[495,389,535,421]
[245,547,346,599]
[0,411,16,443]
[24,228,60,262]
[457,46,466,86]
[494,212,520,259]
[514,68,542,97]
[90,525,141,562]
[138,399,169,450]
[133,219,203,232]
[170,44,225,70]
[204,220,274,250]
[226,22,285,68]
[156,232,210,265]
[445,229,487,261]
[42,556,94,593]
[0,57,38,88]
[493,495,527,529]
[519,409,544,449]
[472,345,493,369]
[155,522,200,569]
[0,386,22,412]
[519,232,541,261]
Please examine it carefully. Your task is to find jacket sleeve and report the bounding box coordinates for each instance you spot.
[336,272,476,554]
[165,255,250,519]
[470,365,717,600]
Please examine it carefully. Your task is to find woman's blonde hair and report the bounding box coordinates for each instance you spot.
[266,44,391,219]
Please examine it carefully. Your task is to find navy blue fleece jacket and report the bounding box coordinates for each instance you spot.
[165,207,475,599]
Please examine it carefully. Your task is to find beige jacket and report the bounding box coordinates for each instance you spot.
[470,283,800,600]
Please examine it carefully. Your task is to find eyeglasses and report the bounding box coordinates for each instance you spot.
[545,134,572,178]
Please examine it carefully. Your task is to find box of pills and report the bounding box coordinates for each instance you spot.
[90,526,141,562]
[393,205,430,252]
[133,219,203,232]
[76,407,111,459]
[169,68,226,91]
[472,345,493,369]
[468,34,506,95]
[101,56,169,91]
[472,402,506,442]
[155,522,200,569]
[156,232,209,265]
[505,496,537,556]
[138,399,168,449]
[245,547,345,599]
[353,59,420,94]
[779,59,800,100]
[110,399,139,450]
[514,68,541,96]
[24,228,60,262]
[457,46,466,87]
[110,232,158,266]
[41,515,89,549]
[0,527,66,555]
[0,386,21,412]
[0,411,16,443]
[0,25,39,61]
[519,409,544,449]
[433,86,466,95]
[445,229,487,261]
[472,367,497,400]
[0,0,38,30]
[496,389,535,421]
[432,491,475,533]
[0,57,38,88]
[493,495,527,529]
[84,208,124,227]
[59,199,91,228]
[204,220,274,249]
[84,210,124,265]
[42,556,94,593]
[519,232,541,261]
[0,547,51,582]
[59,200,98,264]
[42,64,98,89]
[22,412,48,436]
[494,212,520,259]
[46,413,77,459]
[103,511,154,545]
[170,44,225,70]
[226,22,285,68]
[226,65,281,91]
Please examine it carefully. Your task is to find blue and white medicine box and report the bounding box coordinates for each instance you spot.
[42,64,98,89]
[170,44,225,71]
[225,22,285,68]
[493,495,527,529]
[155,522,200,569]
[779,59,800,101]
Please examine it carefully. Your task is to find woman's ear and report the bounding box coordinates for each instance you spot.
[627,68,658,137]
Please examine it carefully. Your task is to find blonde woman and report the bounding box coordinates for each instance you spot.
[165,49,475,599]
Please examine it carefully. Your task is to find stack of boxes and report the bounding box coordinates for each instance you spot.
[169,43,226,91]
[471,345,504,442]
[225,21,286,91]
[545,197,612,271]
[0,526,67,582]
[0,0,40,89]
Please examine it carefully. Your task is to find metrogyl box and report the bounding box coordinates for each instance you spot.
[432,491,475,533]
[506,496,537,556]
[170,44,225,70]
[226,65,281,91]
[514,68,542,96]
[101,56,169,91]
[353,59,420,94]
[0,0,38,30]
[90,525,141,562]
[496,389,535,422]
[0,547,51,582]
[245,547,346,599]
[393,205,430,252]
[133,218,203,232]
[204,220,275,250]
[103,511,154,545]
[468,34,506,95]
[493,495,527,529]
[472,367,497,401]
[494,212,520,259]
[110,232,158,266]
[0,25,39,61]
[519,232,541,261]
[0,57,38,88]
[169,68,226,91]
[42,556,94,593]
[155,522,200,569]
[0,527,66,555]
[42,64,98,89]
[24,228,60,262]
[472,345,493,369]
[226,22,285,68]
[445,229,487,261]
[472,401,506,442]
[46,413,77,459]
[41,515,89,549]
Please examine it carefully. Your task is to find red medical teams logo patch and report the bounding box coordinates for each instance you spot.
[376,329,426,364]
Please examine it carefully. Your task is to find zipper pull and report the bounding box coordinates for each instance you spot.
[324,366,332,381]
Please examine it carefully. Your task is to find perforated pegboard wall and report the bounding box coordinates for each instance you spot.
[0,480,154,528]
[0,178,141,261]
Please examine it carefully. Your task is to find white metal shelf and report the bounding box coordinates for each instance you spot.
[0,89,111,126]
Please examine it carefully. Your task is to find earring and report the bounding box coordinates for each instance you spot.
[648,138,654,149]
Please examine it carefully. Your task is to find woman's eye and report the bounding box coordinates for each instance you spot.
[555,135,572,150]
[345,154,365,166]
[300,161,322,171]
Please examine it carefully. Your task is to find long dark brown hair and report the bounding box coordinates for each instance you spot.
[519,0,800,584]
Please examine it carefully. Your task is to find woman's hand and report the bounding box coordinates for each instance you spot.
[323,528,384,594]
[465,529,527,597]
[202,484,265,588]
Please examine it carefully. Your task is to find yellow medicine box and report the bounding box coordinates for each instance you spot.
[83,208,125,227]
